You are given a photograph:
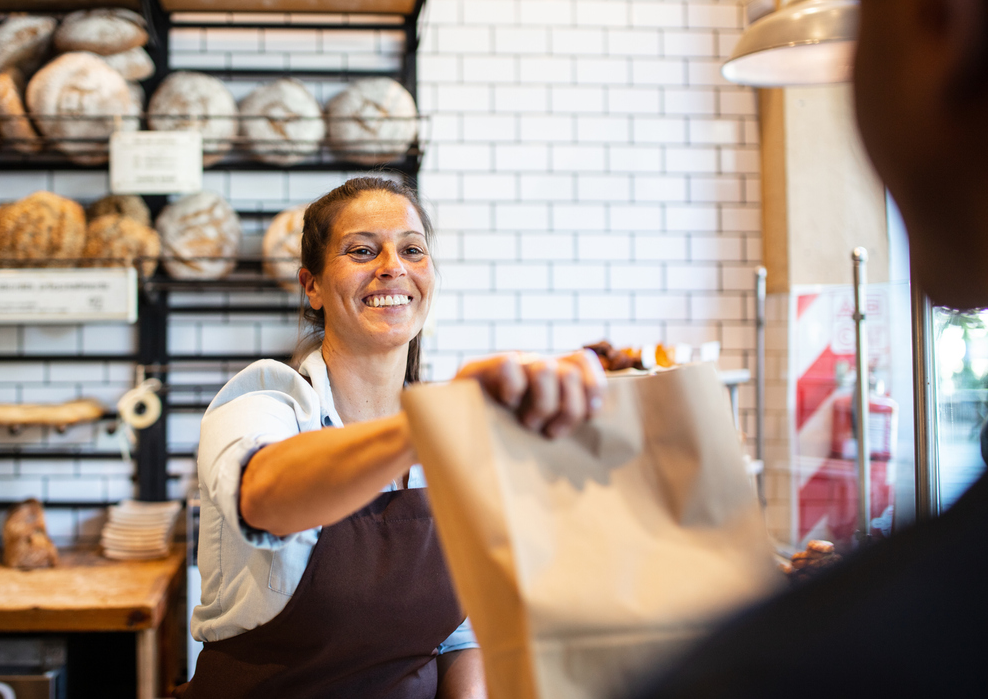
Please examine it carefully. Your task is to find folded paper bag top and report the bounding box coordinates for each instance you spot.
[402,363,781,699]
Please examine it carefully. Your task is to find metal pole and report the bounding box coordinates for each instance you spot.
[852,248,871,542]
[912,283,941,521]
[755,266,767,506]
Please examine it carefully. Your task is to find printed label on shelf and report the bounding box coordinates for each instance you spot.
[110,130,203,195]
[0,268,138,324]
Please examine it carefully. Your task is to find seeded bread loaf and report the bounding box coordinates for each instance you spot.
[0,191,86,264]
[156,191,241,280]
[148,71,238,167]
[3,499,58,570]
[0,67,42,153]
[326,77,418,165]
[25,51,140,165]
[86,194,151,227]
[83,214,161,277]
[239,78,324,166]
[263,205,306,291]
[53,9,148,56]
[0,15,56,75]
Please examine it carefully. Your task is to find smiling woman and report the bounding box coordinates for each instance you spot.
[179,176,605,699]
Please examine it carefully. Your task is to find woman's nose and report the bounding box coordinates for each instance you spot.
[376,246,406,278]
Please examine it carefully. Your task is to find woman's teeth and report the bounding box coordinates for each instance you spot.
[366,295,411,307]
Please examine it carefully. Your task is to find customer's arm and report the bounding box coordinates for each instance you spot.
[437,648,486,699]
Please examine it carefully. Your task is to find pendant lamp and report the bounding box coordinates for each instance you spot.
[722,0,859,87]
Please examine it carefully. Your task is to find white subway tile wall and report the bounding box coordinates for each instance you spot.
[0,0,792,544]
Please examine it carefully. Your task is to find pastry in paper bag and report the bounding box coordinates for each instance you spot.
[402,363,781,699]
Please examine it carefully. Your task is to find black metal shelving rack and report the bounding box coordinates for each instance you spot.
[0,0,427,506]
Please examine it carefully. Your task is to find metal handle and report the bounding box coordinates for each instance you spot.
[852,248,871,542]
[912,283,941,521]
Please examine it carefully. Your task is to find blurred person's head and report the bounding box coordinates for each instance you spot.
[854,0,988,309]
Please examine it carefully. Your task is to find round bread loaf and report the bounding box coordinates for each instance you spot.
[263,205,305,291]
[103,46,154,82]
[26,51,140,165]
[0,191,86,264]
[83,214,160,277]
[86,194,151,227]
[240,78,324,166]
[0,15,57,75]
[53,9,148,56]
[0,67,42,153]
[156,191,241,280]
[148,71,238,167]
[326,77,418,165]
[126,80,145,110]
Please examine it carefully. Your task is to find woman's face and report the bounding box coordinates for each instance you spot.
[303,190,435,355]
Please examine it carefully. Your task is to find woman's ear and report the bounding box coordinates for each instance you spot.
[299,269,323,311]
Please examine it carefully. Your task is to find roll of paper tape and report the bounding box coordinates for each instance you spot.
[117,379,162,430]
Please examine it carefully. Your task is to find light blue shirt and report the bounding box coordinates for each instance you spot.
[191,349,477,653]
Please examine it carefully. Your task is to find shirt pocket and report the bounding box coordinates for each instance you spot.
[267,528,320,596]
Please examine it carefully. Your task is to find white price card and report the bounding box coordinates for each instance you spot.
[0,268,138,324]
[110,130,203,195]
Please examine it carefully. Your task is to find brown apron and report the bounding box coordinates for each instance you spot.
[178,488,465,699]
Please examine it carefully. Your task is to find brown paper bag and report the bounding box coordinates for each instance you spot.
[402,363,781,699]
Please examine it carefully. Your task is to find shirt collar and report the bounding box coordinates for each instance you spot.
[297,349,344,428]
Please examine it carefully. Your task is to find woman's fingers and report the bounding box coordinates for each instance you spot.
[517,357,560,433]
[541,361,586,438]
[455,354,527,410]
[560,349,607,417]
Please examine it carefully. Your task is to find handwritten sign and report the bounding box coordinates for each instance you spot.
[110,130,203,195]
[0,268,137,324]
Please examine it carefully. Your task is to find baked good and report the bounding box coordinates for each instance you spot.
[3,499,58,570]
[86,194,151,227]
[0,67,42,153]
[53,9,148,56]
[263,205,306,291]
[83,214,161,277]
[102,46,154,82]
[148,71,238,167]
[325,77,418,165]
[0,15,57,75]
[156,191,241,279]
[0,191,86,264]
[25,51,140,165]
[0,398,104,429]
[126,81,145,110]
[239,78,324,166]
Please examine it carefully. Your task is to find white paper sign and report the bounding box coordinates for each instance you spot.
[0,268,138,324]
[110,130,203,194]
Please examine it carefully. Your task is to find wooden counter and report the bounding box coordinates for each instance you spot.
[0,545,186,698]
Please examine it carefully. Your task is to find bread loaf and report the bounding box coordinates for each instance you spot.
[86,194,151,227]
[148,71,238,167]
[3,499,58,570]
[0,398,104,428]
[103,46,154,82]
[0,15,57,75]
[0,191,86,264]
[156,191,241,279]
[263,205,306,291]
[26,51,140,165]
[84,214,161,277]
[326,77,418,165]
[0,67,42,154]
[53,9,148,56]
[239,78,324,166]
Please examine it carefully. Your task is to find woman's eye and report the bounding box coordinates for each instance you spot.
[349,247,375,257]
[404,246,425,256]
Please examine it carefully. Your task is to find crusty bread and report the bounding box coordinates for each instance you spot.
[102,46,154,82]
[0,67,42,153]
[53,9,148,56]
[0,398,104,428]
[263,205,306,291]
[148,71,238,167]
[156,191,241,279]
[0,191,86,264]
[3,499,58,570]
[0,15,57,76]
[83,214,161,278]
[326,77,418,165]
[25,51,140,165]
[239,78,324,166]
[86,193,151,227]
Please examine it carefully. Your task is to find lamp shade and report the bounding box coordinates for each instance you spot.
[722,0,859,87]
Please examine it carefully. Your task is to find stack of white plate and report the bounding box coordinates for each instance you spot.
[101,500,182,560]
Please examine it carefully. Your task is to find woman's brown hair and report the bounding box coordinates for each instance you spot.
[293,176,435,383]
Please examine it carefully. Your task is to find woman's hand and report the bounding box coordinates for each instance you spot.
[454,350,606,439]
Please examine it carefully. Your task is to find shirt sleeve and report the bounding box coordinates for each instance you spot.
[437,616,479,654]
[197,360,322,551]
